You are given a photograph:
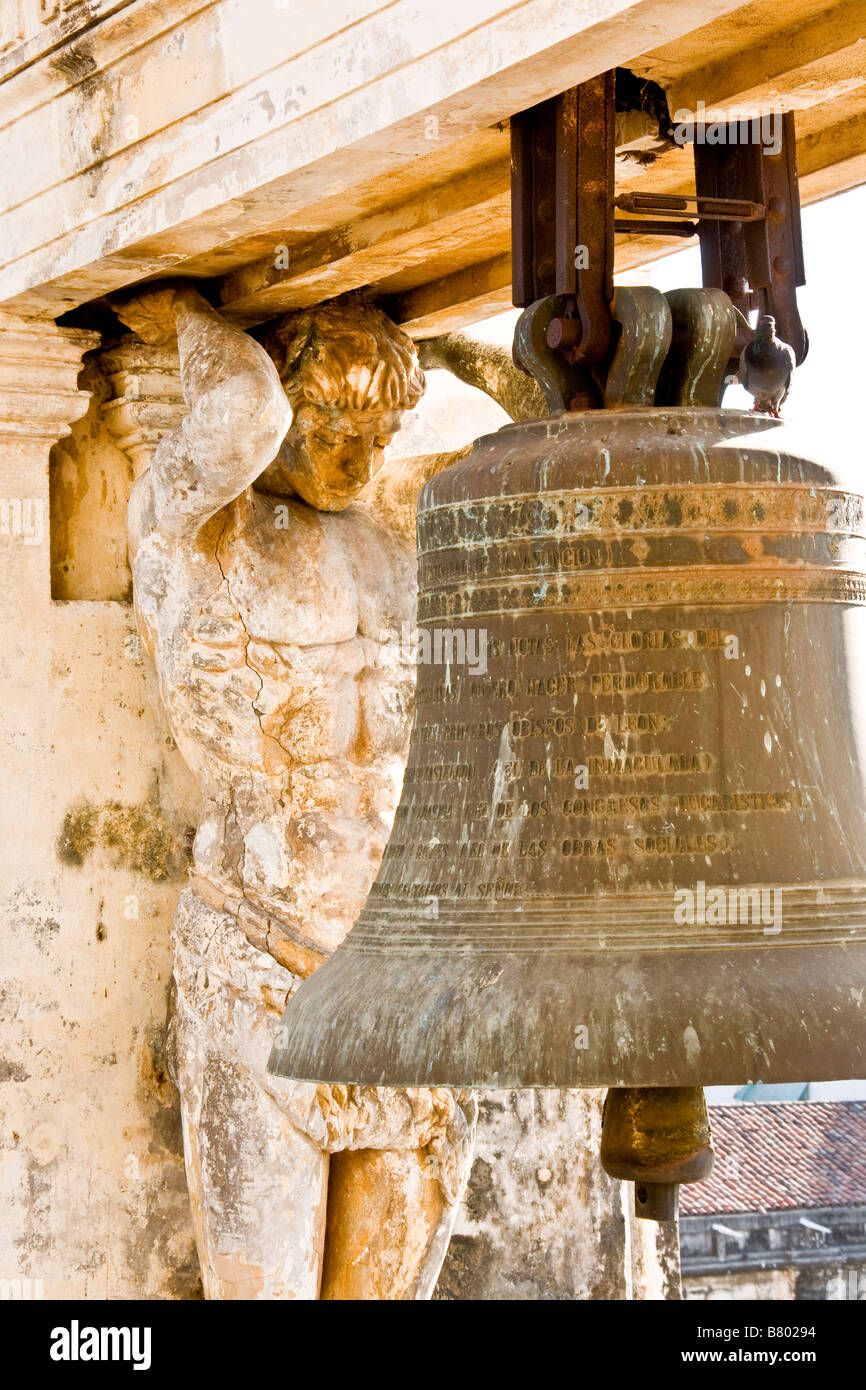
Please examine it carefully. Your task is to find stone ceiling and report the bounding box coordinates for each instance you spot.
[0,0,863,334]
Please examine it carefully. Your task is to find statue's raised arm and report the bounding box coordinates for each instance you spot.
[111,283,291,551]
[418,329,547,423]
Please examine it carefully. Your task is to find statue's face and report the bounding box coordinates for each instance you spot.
[282,400,405,511]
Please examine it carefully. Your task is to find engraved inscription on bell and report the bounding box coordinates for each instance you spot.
[271,407,866,1089]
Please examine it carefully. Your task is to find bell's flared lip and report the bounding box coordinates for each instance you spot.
[267,937,866,1090]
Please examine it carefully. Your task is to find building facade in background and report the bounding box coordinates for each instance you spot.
[682,1104,866,1300]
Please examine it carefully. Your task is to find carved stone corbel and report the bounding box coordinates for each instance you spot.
[98,336,184,477]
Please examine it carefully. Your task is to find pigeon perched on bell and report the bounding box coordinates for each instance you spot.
[739,314,796,417]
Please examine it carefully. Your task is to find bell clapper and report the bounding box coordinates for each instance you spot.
[600,1086,715,1223]
[634,1181,680,1223]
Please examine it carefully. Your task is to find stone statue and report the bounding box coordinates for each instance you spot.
[112,283,534,1300]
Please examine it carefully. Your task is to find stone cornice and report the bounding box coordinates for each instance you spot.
[0,0,146,88]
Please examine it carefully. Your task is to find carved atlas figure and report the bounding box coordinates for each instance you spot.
[111,282,541,1299]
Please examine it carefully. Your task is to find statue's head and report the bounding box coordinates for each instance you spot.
[260,296,425,510]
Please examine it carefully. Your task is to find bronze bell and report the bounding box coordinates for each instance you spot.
[269,405,866,1097]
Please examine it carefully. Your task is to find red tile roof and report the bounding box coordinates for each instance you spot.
[680,1102,866,1215]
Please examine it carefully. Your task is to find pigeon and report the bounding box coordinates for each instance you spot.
[739,315,796,417]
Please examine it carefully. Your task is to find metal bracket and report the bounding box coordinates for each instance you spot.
[517,285,736,411]
[511,81,807,402]
[615,191,765,223]
[695,111,808,366]
[512,295,577,414]
[603,287,671,407]
[511,72,615,407]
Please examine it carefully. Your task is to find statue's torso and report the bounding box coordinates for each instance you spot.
[133,487,417,953]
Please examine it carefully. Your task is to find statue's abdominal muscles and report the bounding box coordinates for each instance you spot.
[134,488,416,956]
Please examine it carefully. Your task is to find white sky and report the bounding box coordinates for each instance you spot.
[399,181,866,465]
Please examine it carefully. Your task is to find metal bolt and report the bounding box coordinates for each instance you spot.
[547,316,582,351]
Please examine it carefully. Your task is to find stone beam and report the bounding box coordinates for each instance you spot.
[659,0,866,119]
[0,0,751,318]
[217,162,510,328]
[796,105,866,200]
[388,255,513,339]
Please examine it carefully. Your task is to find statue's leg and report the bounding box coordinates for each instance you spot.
[170,885,474,1299]
[296,1087,476,1300]
[320,1148,455,1300]
[170,886,329,1300]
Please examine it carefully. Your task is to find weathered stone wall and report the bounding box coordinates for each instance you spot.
[0,320,200,1298]
[437,1090,680,1299]
[49,357,135,602]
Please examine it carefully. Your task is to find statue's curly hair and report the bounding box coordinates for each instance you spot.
[259,294,425,412]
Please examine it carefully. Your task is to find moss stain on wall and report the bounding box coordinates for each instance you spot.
[57,790,194,881]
